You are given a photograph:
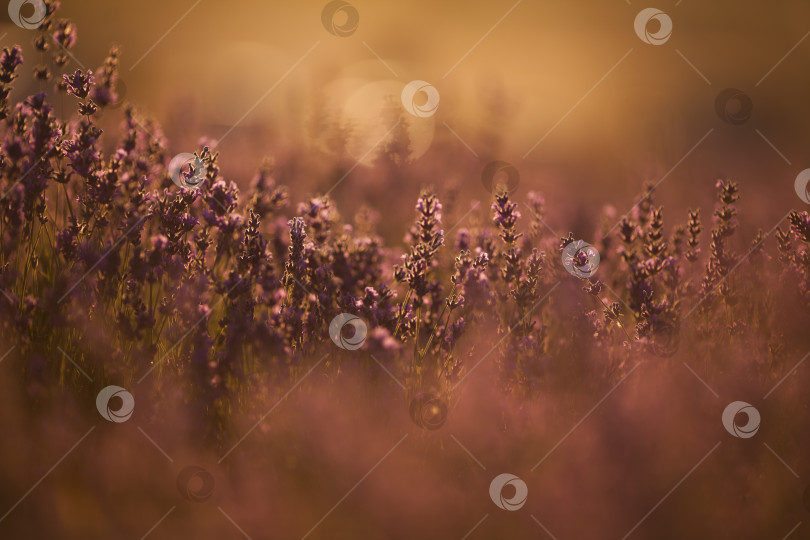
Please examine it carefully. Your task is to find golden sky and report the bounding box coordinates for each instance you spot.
[4,0,809,223]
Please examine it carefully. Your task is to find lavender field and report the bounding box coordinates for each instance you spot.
[1,1,810,538]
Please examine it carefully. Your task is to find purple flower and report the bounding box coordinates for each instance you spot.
[63,69,94,100]
[52,19,77,50]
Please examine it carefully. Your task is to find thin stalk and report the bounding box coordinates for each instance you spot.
[393,287,412,338]
[413,307,421,369]
[432,305,457,359]
[420,284,456,358]
[20,219,42,301]
[62,183,75,220]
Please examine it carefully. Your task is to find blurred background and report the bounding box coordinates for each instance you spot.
[4,0,809,240]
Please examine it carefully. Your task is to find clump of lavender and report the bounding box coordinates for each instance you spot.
[281,217,309,348]
[493,190,523,286]
[247,158,288,218]
[393,190,451,392]
[685,209,701,263]
[0,2,803,449]
[781,211,810,305]
[394,189,444,332]
[90,46,121,108]
[524,190,547,245]
[698,179,740,315]
[0,47,24,120]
